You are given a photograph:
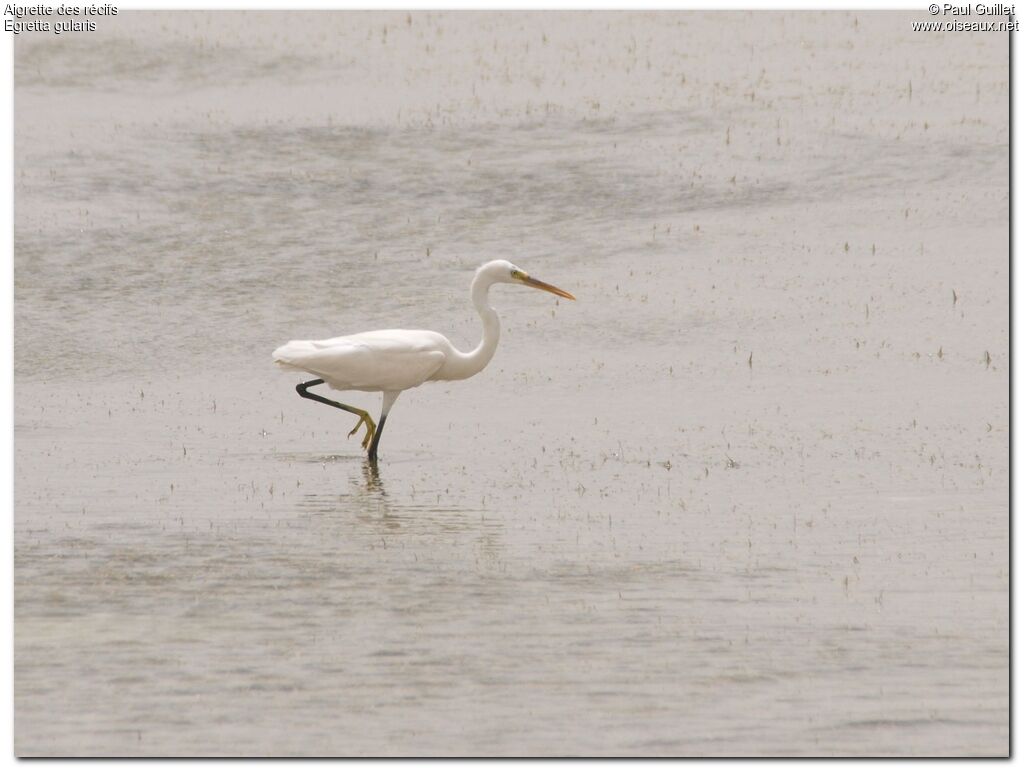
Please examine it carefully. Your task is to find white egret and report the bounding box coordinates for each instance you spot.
[273,259,576,461]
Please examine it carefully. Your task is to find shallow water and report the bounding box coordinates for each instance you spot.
[14,11,1009,756]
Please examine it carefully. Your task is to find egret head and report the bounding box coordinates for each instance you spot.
[477,259,576,300]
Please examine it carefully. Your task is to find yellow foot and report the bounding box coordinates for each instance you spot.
[347,412,376,450]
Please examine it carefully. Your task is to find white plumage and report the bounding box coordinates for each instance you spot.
[274,330,449,393]
[273,259,575,460]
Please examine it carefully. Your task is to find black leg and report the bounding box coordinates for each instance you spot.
[367,414,387,462]
[295,379,376,449]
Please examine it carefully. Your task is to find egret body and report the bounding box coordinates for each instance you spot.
[273,260,575,461]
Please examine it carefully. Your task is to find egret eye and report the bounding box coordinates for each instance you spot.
[511,269,523,280]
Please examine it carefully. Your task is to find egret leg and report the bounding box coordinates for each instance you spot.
[367,391,401,463]
[295,379,376,450]
[367,415,387,462]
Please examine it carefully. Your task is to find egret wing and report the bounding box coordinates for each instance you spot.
[274,331,447,392]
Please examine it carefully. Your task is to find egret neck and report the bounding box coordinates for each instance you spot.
[444,267,501,381]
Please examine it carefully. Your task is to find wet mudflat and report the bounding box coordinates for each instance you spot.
[14,11,1008,756]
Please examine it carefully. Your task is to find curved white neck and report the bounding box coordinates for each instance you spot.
[446,271,501,381]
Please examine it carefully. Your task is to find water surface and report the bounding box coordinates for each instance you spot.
[14,11,1009,756]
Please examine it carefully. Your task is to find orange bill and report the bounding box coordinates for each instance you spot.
[522,275,576,300]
